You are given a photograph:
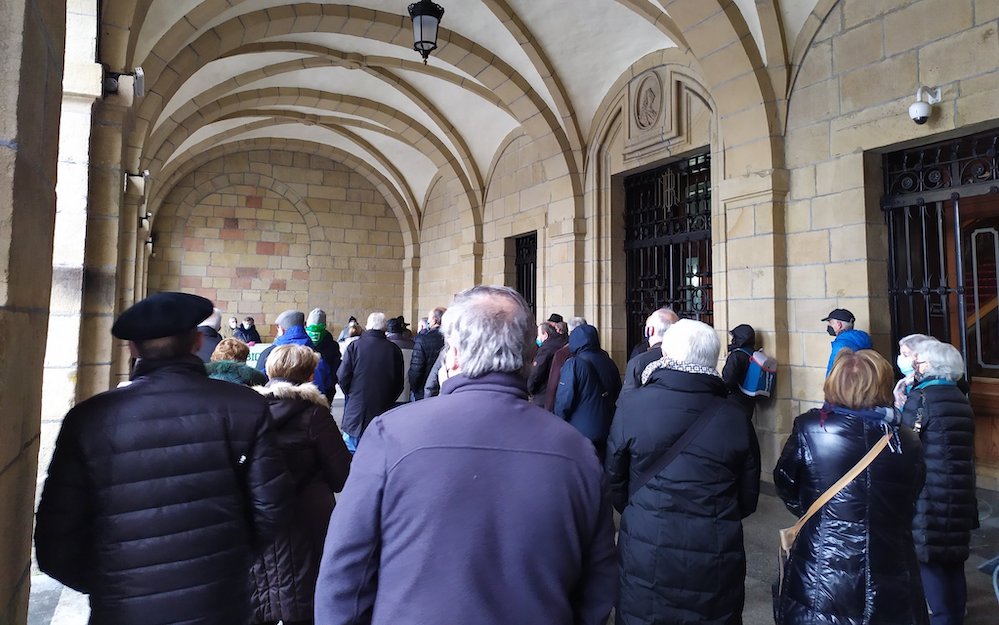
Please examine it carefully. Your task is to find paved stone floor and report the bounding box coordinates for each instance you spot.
[28,398,999,624]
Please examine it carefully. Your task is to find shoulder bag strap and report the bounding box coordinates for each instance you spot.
[628,396,725,499]
[787,431,892,538]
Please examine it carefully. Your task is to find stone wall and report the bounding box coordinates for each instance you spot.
[149,150,405,342]
[0,0,65,623]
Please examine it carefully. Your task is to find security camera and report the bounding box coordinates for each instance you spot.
[909,100,931,125]
[909,86,941,125]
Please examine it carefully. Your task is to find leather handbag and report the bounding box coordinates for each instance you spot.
[777,431,892,591]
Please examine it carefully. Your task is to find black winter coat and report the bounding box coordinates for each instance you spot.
[312,330,343,399]
[774,406,927,625]
[554,325,622,448]
[606,366,760,625]
[620,345,661,394]
[235,325,262,344]
[35,356,292,625]
[337,329,405,439]
[196,325,223,362]
[526,333,567,406]
[409,326,444,400]
[250,381,351,624]
[900,380,978,564]
[721,324,757,419]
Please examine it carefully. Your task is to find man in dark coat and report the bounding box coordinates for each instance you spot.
[306,307,342,401]
[35,292,291,625]
[543,315,586,411]
[526,320,567,406]
[721,323,758,420]
[336,312,404,449]
[621,307,678,394]
[315,285,617,625]
[386,316,416,404]
[554,324,622,460]
[408,306,445,399]
[235,316,262,344]
[194,307,224,362]
[606,319,760,625]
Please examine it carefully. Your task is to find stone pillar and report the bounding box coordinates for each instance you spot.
[403,253,420,325]
[714,169,790,474]
[76,91,131,400]
[0,0,66,623]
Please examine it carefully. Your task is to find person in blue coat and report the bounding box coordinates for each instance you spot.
[554,323,622,461]
[315,286,617,625]
[822,308,872,376]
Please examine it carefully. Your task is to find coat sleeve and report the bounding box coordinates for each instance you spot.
[773,420,806,518]
[525,348,550,396]
[423,349,444,398]
[242,405,294,548]
[408,337,428,394]
[553,359,578,419]
[390,344,405,401]
[315,420,389,625]
[721,351,748,395]
[337,344,355,394]
[737,416,761,518]
[604,405,632,513]
[34,414,93,593]
[570,476,619,625]
[311,408,352,493]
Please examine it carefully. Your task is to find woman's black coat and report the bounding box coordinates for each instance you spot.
[249,381,352,624]
[721,324,756,419]
[606,367,760,625]
[900,380,978,564]
[774,407,927,625]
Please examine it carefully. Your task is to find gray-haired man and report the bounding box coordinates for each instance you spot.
[316,286,617,625]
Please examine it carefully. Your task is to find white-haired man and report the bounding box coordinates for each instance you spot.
[195,307,223,362]
[316,286,617,625]
[336,311,404,451]
[621,307,679,393]
[606,319,760,625]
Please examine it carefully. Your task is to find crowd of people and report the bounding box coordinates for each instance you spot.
[33,290,980,625]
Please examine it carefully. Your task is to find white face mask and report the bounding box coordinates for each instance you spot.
[897,354,915,376]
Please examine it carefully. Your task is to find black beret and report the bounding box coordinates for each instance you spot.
[112,292,214,341]
[547,313,564,323]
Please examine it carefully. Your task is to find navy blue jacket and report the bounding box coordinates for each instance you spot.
[554,325,622,445]
[409,327,444,400]
[315,372,617,625]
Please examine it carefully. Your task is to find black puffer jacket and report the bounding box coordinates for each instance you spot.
[774,406,927,625]
[35,356,291,625]
[409,326,444,400]
[900,380,978,564]
[606,365,760,625]
[250,380,351,624]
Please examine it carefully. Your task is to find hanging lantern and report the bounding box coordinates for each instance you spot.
[408,0,445,64]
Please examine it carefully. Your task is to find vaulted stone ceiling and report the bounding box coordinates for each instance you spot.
[99,0,823,231]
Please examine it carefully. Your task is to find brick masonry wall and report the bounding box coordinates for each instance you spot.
[149,151,405,340]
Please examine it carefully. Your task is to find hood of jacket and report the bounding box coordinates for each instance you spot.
[254,380,328,427]
[834,328,873,351]
[728,324,756,352]
[274,325,315,348]
[569,324,600,355]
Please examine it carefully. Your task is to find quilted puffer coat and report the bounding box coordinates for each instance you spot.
[900,379,979,564]
[35,356,291,625]
[249,380,351,624]
[774,406,927,625]
[606,365,760,625]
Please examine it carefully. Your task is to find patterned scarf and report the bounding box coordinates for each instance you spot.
[641,356,721,386]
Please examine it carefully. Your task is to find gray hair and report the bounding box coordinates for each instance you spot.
[659,319,720,368]
[648,307,678,338]
[275,309,305,330]
[441,285,534,378]
[899,333,931,353]
[568,316,587,331]
[367,312,386,331]
[917,341,965,381]
[200,308,222,331]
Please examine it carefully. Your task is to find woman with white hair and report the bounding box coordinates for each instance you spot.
[606,319,760,625]
[901,340,978,625]
[893,333,934,409]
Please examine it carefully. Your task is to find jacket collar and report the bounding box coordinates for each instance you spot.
[132,354,208,379]
[275,325,314,347]
[642,364,725,395]
[440,371,529,400]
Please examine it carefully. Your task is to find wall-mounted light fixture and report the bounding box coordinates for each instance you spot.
[145,235,155,257]
[909,86,941,125]
[123,170,150,197]
[139,211,152,231]
[104,67,145,98]
[408,0,445,64]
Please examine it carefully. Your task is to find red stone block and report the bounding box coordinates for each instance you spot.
[274,243,289,256]
[270,279,287,290]
[180,276,203,288]
[257,241,275,255]
[292,270,309,280]
[246,195,263,208]
[221,229,244,240]
[236,267,260,278]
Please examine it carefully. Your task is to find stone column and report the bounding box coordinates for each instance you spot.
[0,0,66,623]
[76,90,132,400]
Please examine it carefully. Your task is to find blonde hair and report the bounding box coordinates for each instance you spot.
[824,349,893,409]
[265,344,319,383]
[211,338,251,363]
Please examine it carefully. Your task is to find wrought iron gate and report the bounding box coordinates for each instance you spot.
[624,152,712,352]
[882,129,999,379]
[514,232,537,316]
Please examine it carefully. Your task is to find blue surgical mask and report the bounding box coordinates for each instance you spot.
[536,338,543,347]
[896,354,914,376]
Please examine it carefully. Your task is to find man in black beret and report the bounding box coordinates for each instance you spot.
[36,291,292,625]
